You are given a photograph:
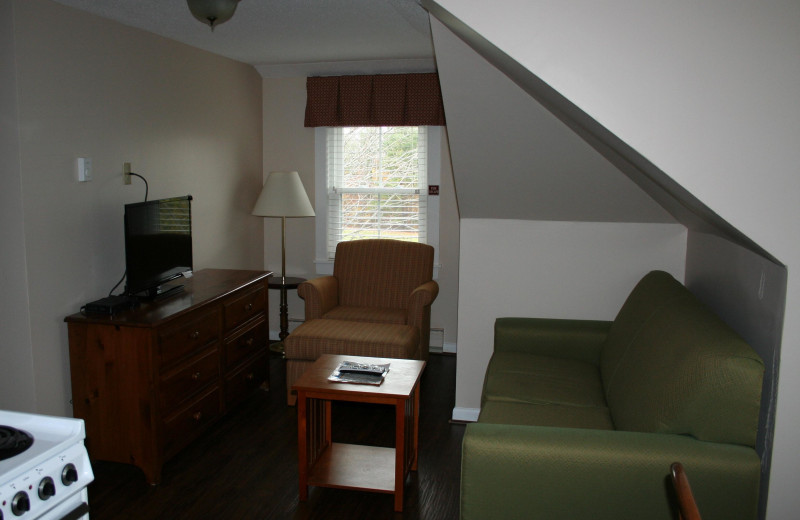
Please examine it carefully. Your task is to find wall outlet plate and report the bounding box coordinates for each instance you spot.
[77,157,92,182]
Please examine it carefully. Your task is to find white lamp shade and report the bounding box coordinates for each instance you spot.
[252,171,315,218]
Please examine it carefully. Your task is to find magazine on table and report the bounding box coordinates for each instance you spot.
[328,360,390,386]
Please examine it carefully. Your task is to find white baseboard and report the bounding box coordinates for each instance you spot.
[429,328,444,348]
[452,407,480,422]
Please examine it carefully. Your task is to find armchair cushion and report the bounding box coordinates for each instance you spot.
[322,305,406,325]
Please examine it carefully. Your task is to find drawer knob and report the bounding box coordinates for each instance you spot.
[246,372,255,381]
[191,371,201,381]
[244,303,254,312]
[189,330,201,340]
[242,337,254,347]
[192,411,203,421]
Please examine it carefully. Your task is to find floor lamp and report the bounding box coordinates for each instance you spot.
[252,171,315,351]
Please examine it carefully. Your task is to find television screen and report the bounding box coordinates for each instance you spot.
[124,195,193,298]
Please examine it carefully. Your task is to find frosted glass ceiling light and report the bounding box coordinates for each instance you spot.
[187,0,242,31]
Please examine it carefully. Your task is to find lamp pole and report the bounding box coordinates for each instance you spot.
[251,171,314,352]
[279,216,289,342]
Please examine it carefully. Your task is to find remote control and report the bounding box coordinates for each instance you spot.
[339,366,385,377]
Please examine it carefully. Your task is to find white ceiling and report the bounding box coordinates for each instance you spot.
[50,0,435,76]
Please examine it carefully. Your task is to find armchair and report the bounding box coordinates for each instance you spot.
[284,239,438,404]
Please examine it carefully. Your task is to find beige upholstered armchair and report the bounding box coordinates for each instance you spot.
[283,239,439,404]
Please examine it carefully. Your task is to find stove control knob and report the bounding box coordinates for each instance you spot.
[61,463,79,486]
[38,476,57,500]
[11,491,30,516]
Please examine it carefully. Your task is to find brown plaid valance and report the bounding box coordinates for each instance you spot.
[304,73,446,127]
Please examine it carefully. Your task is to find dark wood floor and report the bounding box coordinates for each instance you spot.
[87,353,464,519]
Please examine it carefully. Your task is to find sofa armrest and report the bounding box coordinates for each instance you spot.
[494,317,611,365]
[297,276,339,320]
[461,423,761,520]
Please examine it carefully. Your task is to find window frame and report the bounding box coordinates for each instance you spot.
[314,125,441,277]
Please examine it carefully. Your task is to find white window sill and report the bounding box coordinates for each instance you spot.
[314,259,441,280]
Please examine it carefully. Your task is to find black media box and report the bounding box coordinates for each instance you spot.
[84,295,136,315]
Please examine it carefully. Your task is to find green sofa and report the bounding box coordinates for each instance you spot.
[462,271,764,520]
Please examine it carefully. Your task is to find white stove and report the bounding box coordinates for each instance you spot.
[0,410,93,520]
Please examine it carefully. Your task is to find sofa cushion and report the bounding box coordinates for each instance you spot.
[482,352,606,409]
[479,400,614,430]
[600,271,689,394]
[322,305,406,325]
[603,275,764,446]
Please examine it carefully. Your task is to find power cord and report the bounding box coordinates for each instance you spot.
[107,171,149,296]
[129,172,149,202]
[108,269,127,297]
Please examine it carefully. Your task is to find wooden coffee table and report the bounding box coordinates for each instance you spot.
[292,354,426,512]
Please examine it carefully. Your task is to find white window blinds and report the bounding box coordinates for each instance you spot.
[325,126,428,260]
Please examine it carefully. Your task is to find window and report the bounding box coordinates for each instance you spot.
[326,126,427,256]
[315,126,440,274]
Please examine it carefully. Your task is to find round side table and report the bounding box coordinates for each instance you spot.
[268,276,306,354]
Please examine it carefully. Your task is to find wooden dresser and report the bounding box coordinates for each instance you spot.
[65,269,272,483]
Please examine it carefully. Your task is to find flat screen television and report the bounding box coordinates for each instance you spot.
[124,195,193,299]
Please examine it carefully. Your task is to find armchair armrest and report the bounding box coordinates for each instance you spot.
[461,423,761,520]
[407,280,439,329]
[297,276,339,320]
[494,317,611,365]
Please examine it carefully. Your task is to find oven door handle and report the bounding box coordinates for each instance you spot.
[58,502,90,520]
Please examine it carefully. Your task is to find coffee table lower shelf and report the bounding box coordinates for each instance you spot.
[308,442,396,494]
[293,355,426,512]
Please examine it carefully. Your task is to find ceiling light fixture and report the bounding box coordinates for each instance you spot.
[187,0,242,31]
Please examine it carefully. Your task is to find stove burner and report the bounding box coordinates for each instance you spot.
[0,425,34,461]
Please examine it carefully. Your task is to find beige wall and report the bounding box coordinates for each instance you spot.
[3,0,264,415]
[1,0,37,412]
[261,77,460,348]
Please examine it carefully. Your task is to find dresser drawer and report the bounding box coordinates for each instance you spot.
[224,316,267,368]
[159,308,221,367]
[225,351,268,408]
[223,284,265,332]
[160,347,220,413]
[163,385,222,458]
